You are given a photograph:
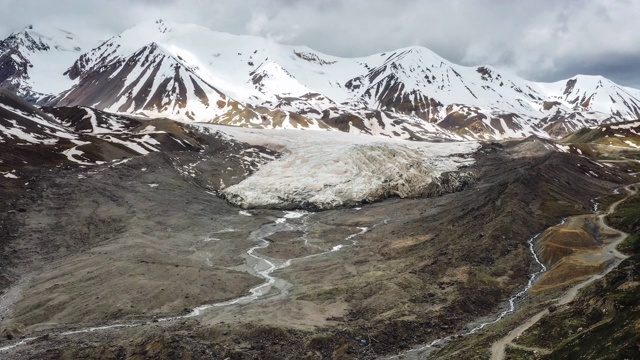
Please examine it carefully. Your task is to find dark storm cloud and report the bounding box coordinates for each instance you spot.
[2,0,639,87]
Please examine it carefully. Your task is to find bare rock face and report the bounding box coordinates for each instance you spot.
[0,49,28,94]
[424,170,476,197]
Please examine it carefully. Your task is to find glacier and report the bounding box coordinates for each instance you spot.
[205,125,479,209]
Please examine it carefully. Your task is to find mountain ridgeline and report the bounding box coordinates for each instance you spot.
[1,19,640,140]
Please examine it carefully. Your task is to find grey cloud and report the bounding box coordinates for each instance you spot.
[2,0,640,87]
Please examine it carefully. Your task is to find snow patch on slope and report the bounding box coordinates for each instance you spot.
[0,100,76,144]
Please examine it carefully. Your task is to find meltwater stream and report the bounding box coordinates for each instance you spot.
[0,209,379,352]
[385,219,560,360]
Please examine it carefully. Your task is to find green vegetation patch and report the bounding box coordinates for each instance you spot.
[514,306,593,350]
[504,346,539,360]
[540,188,588,219]
[618,232,640,255]
[561,127,600,144]
[605,193,640,234]
[511,255,640,360]
[594,136,640,148]
[508,187,640,359]
[596,193,626,212]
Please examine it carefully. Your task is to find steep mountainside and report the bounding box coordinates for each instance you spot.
[0,89,75,145]
[2,20,640,140]
[0,88,277,188]
[0,25,98,103]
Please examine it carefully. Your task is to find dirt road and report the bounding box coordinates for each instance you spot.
[490,184,637,360]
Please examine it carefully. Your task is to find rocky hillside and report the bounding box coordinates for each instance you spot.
[562,119,640,148]
[503,190,640,360]
[0,88,278,207]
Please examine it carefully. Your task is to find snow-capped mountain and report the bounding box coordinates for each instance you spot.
[0,24,99,104]
[539,75,640,118]
[0,88,276,189]
[53,20,460,140]
[2,19,640,140]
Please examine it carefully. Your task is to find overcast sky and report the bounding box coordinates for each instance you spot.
[3,0,640,87]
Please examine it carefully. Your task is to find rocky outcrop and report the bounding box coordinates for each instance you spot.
[423,170,476,197]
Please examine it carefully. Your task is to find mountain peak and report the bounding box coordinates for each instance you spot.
[562,74,627,94]
[154,18,172,33]
[1,24,86,54]
[386,45,446,64]
[0,23,100,97]
[3,19,640,140]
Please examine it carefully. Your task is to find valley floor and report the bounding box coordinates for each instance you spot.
[0,132,637,359]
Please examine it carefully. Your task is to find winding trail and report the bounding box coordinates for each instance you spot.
[489,183,637,360]
[387,185,635,360]
[0,209,383,353]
